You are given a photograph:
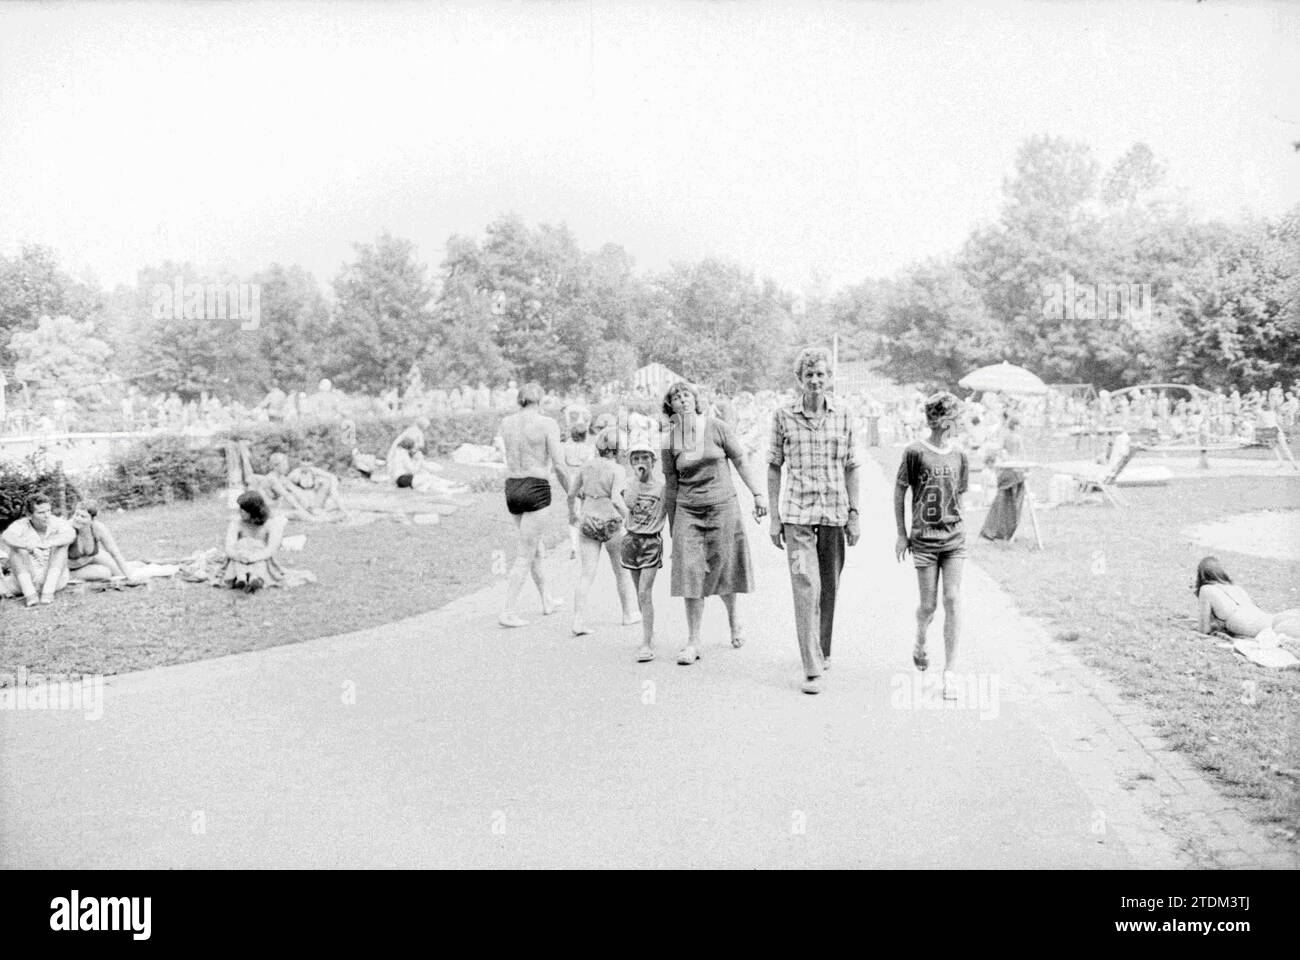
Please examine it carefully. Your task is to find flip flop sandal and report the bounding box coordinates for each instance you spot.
[636,645,655,663]
[676,646,700,665]
[730,631,745,649]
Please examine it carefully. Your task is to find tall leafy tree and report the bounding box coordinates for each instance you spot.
[643,259,789,392]
[0,245,102,367]
[330,233,438,393]
[1169,207,1300,388]
[877,260,1001,388]
[10,315,113,412]
[252,263,331,391]
[128,263,264,400]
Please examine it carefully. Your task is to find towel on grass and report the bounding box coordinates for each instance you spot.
[1233,629,1300,670]
[177,547,317,589]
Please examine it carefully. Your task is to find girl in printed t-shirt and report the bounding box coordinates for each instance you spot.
[894,392,969,701]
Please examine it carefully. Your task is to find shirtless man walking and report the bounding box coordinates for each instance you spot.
[499,381,571,627]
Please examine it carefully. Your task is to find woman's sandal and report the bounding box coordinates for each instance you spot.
[912,645,929,672]
[676,645,700,665]
[731,630,745,649]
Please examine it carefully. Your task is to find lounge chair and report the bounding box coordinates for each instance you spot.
[1069,440,1136,507]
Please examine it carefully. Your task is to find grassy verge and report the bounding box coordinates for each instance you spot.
[0,464,569,680]
[868,440,1300,834]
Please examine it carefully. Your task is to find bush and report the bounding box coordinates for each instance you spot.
[92,434,227,511]
[0,450,82,530]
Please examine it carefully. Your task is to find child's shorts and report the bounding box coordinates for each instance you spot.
[579,515,623,543]
[911,540,967,570]
[621,531,663,570]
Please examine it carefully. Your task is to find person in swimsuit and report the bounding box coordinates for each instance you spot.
[387,418,431,475]
[498,381,571,627]
[257,452,318,519]
[67,500,141,583]
[1193,556,1300,640]
[560,421,596,559]
[220,490,288,592]
[286,460,344,513]
[569,429,639,637]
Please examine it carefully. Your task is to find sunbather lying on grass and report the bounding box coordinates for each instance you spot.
[1193,556,1300,641]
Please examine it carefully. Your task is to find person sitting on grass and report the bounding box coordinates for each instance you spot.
[1,494,76,606]
[1192,556,1300,644]
[621,438,668,662]
[220,490,288,593]
[389,435,419,488]
[569,428,639,637]
[387,418,431,474]
[286,459,344,514]
[67,500,142,584]
[257,451,318,519]
[895,391,969,701]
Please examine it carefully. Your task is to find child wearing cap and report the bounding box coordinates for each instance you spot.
[569,428,639,637]
[622,438,667,661]
[894,391,969,700]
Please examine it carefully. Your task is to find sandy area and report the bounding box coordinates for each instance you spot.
[1183,510,1300,562]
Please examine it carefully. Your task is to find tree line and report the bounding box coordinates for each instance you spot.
[1,136,1296,413]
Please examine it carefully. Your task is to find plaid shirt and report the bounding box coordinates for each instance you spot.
[768,396,861,526]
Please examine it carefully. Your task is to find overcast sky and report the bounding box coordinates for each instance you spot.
[1,0,1297,296]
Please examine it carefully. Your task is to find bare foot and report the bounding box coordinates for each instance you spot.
[543,597,564,615]
[572,623,593,636]
[623,612,642,626]
[498,613,530,628]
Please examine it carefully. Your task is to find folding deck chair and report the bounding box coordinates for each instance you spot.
[1071,440,1135,507]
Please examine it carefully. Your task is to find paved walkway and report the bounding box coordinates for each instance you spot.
[2,463,1294,868]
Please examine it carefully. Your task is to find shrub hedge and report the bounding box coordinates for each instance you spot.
[91,434,228,511]
[0,451,82,531]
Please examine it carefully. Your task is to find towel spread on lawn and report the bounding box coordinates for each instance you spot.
[176,548,317,589]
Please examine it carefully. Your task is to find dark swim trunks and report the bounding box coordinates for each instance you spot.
[505,476,552,515]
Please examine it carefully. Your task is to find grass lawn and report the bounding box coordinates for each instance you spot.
[870,439,1300,833]
[0,464,570,680]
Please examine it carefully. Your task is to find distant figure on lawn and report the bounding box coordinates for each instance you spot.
[388,418,431,474]
[498,381,570,627]
[286,460,344,514]
[895,391,969,701]
[1192,556,1300,643]
[1,494,75,606]
[220,490,288,593]
[258,452,321,520]
[67,500,141,584]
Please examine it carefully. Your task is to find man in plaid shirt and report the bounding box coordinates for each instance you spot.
[767,346,861,695]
